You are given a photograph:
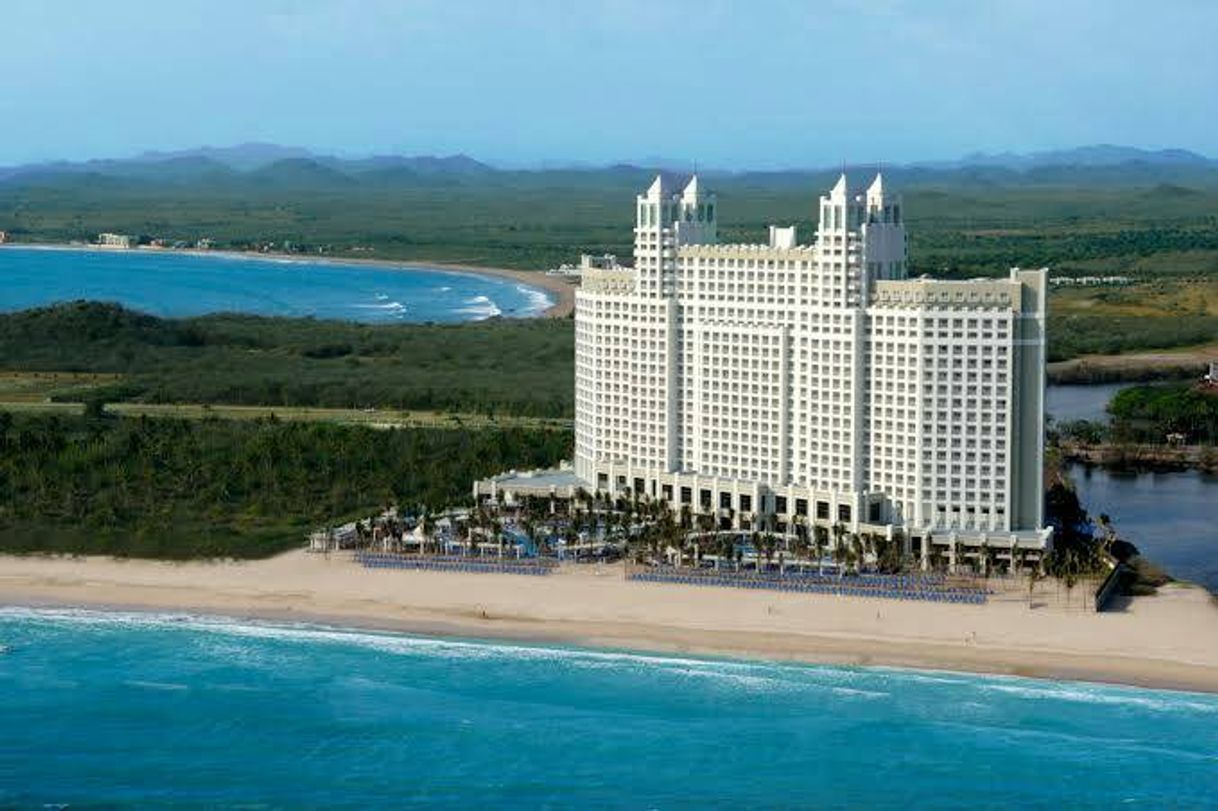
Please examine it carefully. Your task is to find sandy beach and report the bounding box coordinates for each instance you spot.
[4,551,1218,693]
[0,243,577,319]
[419,261,575,318]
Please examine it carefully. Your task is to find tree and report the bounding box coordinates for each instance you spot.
[758,531,777,572]
[831,523,847,575]
[1027,564,1043,608]
[813,525,829,574]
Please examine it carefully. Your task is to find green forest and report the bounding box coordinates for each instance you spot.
[3,162,1218,277]
[1,301,1214,420]
[0,412,571,558]
[6,164,1218,364]
[4,162,1218,558]
[0,302,574,417]
[1109,384,1218,444]
[1047,314,1218,362]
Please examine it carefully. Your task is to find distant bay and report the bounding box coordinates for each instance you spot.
[0,246,554,323]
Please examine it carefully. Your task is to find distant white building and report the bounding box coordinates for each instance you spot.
[548,253,619,278]
[573,173,1051,562]
[97,232,136,249]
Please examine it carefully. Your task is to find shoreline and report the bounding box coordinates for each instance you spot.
[4,551,1218,694]
[1060,440,1218,475]
[0,242,577,319]
[1048,345,1218,384]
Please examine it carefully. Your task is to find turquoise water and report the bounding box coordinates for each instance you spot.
[0,246,553,322]
[2,608,1217,808]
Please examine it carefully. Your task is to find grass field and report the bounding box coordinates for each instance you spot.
[1051,279,1218,318]
[0,371,123,402]
[0,386,571,431]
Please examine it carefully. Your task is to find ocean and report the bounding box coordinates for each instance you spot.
[2,608,1216,808]
[0,246,554,322]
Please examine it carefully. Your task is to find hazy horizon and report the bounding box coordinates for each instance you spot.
[3,140,1215,175]
[2,0,1215,168]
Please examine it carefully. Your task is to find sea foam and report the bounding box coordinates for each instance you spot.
[5,605,1218,806]
[457,294,502,320]
[515,283,555,315]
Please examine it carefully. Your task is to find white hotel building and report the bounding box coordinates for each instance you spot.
[572,173,1052,561]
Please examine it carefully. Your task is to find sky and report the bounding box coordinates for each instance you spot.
[1,0,1215,169]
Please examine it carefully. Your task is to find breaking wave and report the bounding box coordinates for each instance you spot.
[456,294,502,320]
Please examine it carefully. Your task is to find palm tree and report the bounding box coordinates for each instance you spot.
[830,522,846,575]
[1096,512,1118,557]
[668,516,687,567]
[679,504,693,531]
[792,514,807,545]
[832,538,847,577]
[1026,562,1044,607]
[858,532,874,568]
[813,525,829,575]
[850,533,864,575]
[716,533,735,571]
[789,530,810,574]
[891,528,906,567]
[418,510,431,555]
[759,532,777,573]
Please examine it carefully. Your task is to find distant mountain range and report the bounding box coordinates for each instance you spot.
[1,143,1214,189]
[914,144,1214,170]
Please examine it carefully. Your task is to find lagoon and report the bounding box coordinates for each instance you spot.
[1067,463,1218,594]
[1045,382,1129,423]
[0,246,553,323]
[1046,383,1218,593]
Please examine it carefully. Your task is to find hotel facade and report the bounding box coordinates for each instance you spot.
[572,173,1052,561]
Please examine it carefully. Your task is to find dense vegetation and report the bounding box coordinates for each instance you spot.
[1047,314,1218,362]
[0,302,573,417]
[8,166,1218,362]
[4,301,1216,420]
[6,162,1217,561]
[1109,384,1218,444]
[3,162,1218,277]
[1043,479,1108,583]
[0,412,571,558]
